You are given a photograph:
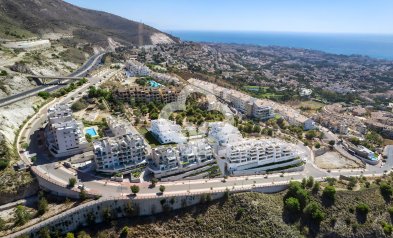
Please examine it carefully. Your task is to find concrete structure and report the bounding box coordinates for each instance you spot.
[304,118,317,131]
[148,139,214,178]
[150,119,186,144]
[115,86,180,104]
[220,139,299,173]
[45,104,89,158]
[107,116,134,137]
[126,60,150,76]
[209,122,300,174]
[93,133,147,173]
[208,122,242,146]
[343,141,380,165]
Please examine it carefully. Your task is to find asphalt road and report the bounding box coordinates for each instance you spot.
[0,52,105,107]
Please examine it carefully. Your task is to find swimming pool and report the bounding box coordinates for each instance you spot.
[149,80,162,88]
[86,128,98,137]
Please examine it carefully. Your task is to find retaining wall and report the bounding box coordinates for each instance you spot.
[8,183,290,238]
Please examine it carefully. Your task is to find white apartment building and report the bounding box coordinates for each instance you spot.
[221,139,298,172]
[107,116,134,137]
[45,104,89,158]
[126,60,151,77]
[208,122,242,146]
[253,100,275,120]
[148,139,214,178]
[150,119,187,144]
[209,122,300,174]
[93,133,146,173]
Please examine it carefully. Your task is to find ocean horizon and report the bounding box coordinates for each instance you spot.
[170,31,393,60]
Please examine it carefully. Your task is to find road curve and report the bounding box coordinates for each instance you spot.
[0,52,105,107]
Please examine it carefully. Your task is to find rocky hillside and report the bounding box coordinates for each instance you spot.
[0,0,178,46]
[73,177,393,238]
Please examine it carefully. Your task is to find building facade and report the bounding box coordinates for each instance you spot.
[150,119,187,144]
[93,133,146,173]
[45,104,89,158]
[115,86,180,104]
[148,139,214,178]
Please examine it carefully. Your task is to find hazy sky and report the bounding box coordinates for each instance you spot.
[64,0,393,34]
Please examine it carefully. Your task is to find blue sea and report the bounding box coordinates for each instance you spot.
[170,31,393,60]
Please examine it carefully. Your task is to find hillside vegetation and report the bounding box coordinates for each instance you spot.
[68,175,393,238]
[0,0,177,46]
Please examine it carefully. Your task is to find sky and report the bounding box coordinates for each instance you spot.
[64,0,393,34]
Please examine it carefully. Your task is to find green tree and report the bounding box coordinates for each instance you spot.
[380,182,393,200]
[85,133,92,142]
[304,202,325,222]
[312,181,320,194]
[284,197,300,214]
[79,189,87,201]
[306,176,314,188]
[159,185,166,193]
[356,203,370,216]
[77,231,91,238]
[68,177,77,188]
[39,227,51,238]
[151,178,158,187]
[328,140,336,146]
[322,185,336,202]
[130,185,140,195]
[38,197,49,215]
[120,226,130,238]
[66,233,75,238]
[15,205,31,226]
[38,91,51,99]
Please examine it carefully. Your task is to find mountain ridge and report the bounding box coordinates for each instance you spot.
[0,0,178,46]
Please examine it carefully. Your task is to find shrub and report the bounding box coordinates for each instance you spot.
[37,91,50,99]
[159,185,166,193]
[71,100,87,112]
[0,159,9,170]
[356,203,370,216]
[15,205,31,226]
[347,177,357,190]
[286,181,309,209]
[120,226,130,238]
[151,178,158,187]
[66,233,75,238]
[68,177,77,187]
[37,197,48,215]
[0,70,8,76]
[382,222,393,235]
[380,182,393,200]
[322,185,336,202]
[388,206,393,216]
[306,176,314,188]
[312,181,320,194]
[303,202,325,222]
[130,185,140,195]
[284,197,301,214]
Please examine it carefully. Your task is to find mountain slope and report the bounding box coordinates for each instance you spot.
[0,0,178,46]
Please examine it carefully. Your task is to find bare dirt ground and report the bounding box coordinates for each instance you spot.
[315,151,362,169]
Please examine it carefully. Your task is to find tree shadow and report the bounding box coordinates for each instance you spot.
[356,212,367,224]
[321,196,334,207]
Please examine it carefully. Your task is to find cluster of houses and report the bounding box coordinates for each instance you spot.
[188,78,316,130]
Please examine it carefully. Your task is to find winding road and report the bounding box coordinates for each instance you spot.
[0,52,105,107]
